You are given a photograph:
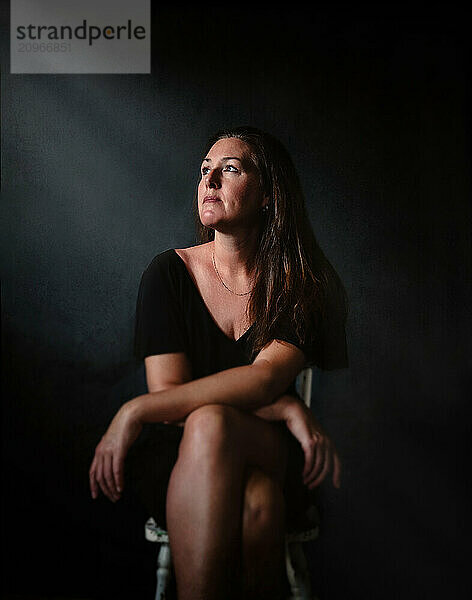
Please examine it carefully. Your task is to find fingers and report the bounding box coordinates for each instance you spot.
[303,438,341,490]
[303,436,327,487]
[89,456,98,499]
[89,449,122,503]
[332,449,342,489]
[103,453,119,501]
[312,437,325,480]
[307,442,331,489]
[301,440,316,480]
[112,452,124,496]
[97,455,112,500]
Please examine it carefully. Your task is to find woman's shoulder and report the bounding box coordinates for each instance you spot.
[174,242,212,280]
[138,249,188,301]
[144,248,179,274]
[174,242,211,261]
[143,243,211,280]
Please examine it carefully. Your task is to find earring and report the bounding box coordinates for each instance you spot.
[262,204,269,212]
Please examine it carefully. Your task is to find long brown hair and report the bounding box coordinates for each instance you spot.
[195,126,348,363]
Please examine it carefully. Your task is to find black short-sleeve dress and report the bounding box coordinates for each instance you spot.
[129,249,348,530]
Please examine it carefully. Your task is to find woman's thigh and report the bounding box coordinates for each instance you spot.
[179,405,289,487]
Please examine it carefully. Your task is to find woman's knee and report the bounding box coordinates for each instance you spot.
[243,467,285,538]
[178,405,288,484]
[179,404,242,459]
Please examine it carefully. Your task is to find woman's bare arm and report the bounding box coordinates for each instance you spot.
[143,352,296,427]
[126,340,305,424]
[142,352,296,426]
[254,394,341,489]
[144,352,192,392]
[89,340,305,500]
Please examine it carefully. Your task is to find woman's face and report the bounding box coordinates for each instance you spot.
[197,137,266,233]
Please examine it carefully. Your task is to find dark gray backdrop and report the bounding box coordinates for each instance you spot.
[1,6,470,600]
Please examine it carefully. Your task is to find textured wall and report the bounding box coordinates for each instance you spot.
[1,7,469,599]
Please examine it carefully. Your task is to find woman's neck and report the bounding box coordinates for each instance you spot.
[212,230,258,282]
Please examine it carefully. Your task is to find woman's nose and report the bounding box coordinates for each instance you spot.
[205,169,220,189]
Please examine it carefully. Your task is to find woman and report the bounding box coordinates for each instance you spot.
[89,126,348,600]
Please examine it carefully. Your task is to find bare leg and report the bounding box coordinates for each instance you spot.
[166,404,288,600]
[241,466,287,600]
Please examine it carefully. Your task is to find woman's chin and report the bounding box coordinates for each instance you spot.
[199,212,222,229]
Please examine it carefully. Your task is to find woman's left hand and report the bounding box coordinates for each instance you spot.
[282,397,341,490]
[89,403,143,502]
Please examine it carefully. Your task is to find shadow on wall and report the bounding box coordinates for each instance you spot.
[1,323,162,599]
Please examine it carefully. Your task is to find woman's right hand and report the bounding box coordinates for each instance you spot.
[89,402,143,502]
[281,396,341,489]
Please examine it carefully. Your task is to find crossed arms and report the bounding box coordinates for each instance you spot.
[89,339,341,502]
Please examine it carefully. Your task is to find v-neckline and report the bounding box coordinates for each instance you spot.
[172,249,254,344]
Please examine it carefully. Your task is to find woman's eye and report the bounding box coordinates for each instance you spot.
[201,165,238,176]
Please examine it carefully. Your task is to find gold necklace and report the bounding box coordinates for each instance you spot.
[211,251,252,296]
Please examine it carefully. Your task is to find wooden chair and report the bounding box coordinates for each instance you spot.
[144,368,320,600]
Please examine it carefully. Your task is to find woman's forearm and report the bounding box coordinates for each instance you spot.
[126,361,282,425]
[252,393,300,422]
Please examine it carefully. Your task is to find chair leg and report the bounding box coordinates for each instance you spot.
[155,542,172,600]
[285,541,312,600]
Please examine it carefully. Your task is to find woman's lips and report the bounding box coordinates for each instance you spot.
[203,196,221,203]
